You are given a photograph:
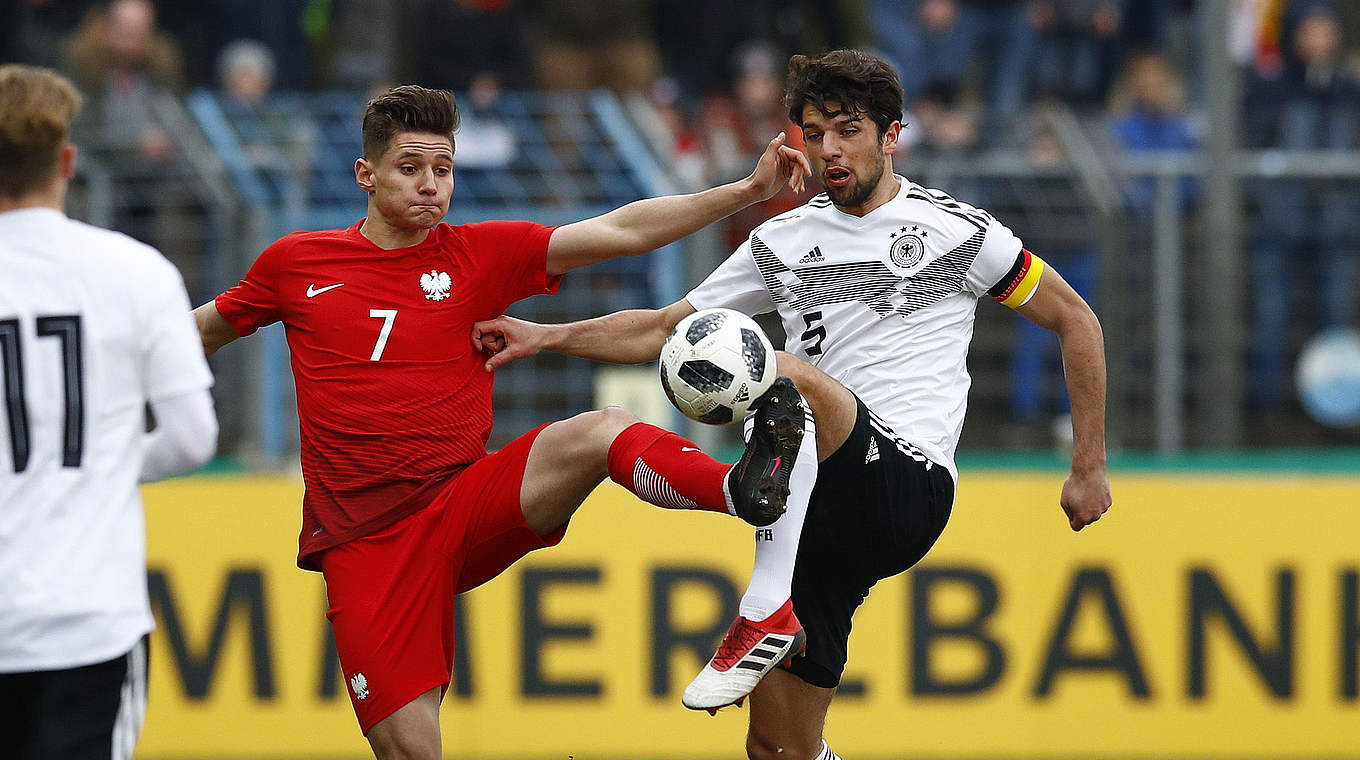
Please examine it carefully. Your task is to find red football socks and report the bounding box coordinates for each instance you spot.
[606,423,731,513]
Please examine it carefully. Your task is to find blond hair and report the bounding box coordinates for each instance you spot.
[0,65,84,198]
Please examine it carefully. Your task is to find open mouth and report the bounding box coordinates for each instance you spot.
[824,166,852,188]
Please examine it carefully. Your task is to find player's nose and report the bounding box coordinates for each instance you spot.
[418,171,438,193]
[818,136,843,159]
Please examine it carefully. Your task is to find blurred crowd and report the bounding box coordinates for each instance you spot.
[3,0,1360,435]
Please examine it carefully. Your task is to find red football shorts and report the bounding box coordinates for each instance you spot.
[318,423,565,733]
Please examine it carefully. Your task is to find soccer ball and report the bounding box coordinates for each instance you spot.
[659,308,777,424]
[1296,328,1360,427]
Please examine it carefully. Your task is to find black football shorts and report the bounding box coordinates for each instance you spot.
[0,636,147,760]
[786,396,955,688]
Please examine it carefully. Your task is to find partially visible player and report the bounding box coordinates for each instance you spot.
[0,65,217,759]
[191,85,812,758]
[474,50,1111,760]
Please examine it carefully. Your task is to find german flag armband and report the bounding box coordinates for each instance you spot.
[987,249,1045,309]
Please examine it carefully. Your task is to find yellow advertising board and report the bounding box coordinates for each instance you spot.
[139,472,1360,758]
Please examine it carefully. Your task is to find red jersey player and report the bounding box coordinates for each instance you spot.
[191,85,812,757]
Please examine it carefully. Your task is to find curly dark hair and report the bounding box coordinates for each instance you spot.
[784,50,903,138]
[361,85,459,160]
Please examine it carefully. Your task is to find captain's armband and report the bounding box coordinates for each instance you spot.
[986,249,1045,309]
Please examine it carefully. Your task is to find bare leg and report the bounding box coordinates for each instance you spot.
[746,668,836,760]
[518,407,639,536]
[365,687,441,760]
[774,351,859,462]
[518,406,740,536]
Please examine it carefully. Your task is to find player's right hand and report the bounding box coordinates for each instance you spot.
[471,315,546,371]
[1060,469,1111,531]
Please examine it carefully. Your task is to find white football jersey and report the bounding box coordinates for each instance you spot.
[0,208,213,672]
[688,177,1037,481]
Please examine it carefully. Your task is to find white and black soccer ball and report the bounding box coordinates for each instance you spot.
[659,308,776,424]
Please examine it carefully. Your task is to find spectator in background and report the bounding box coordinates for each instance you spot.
[1029,0,1126,107]
[870,0,1043,133]
[968,0,1044,124]
[64,0,183,160]
[63,0,194,265]
[1108,50,1200,215]
[523,0,660,95]
[157,0,313,89]
[903,79,981,158]
[218,39,316,202]
[870,0,978,109]
[653,0,766,101]
[450,73,517,170]
[701,45,812,251]
[1243,1,1360,413]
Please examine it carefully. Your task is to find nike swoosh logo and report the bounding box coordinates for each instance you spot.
[306,283,345,297]
[769,457,782,477]
[681,447,701,452]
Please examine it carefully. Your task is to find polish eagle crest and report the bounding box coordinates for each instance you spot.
[420,270,452,301]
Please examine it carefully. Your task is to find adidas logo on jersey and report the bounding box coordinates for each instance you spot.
[797,246,824,264]
[864,437,880,464]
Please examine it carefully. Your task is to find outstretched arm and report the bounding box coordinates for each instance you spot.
[472,300,698,371]
[193,301,240,357]
[545,133,809,275]
[1015,266,1111,531]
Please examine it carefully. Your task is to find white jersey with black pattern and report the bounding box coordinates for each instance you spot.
[686,176,1024,480]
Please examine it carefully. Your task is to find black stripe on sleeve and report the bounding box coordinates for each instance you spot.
[986,250,1027,299]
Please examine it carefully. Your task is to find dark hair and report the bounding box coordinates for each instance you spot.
[0,64,83,198]
[784,50,903,138]
[361,85,459,160]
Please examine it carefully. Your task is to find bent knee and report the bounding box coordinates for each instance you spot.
[774,350,809,380]
[588,405,641,438]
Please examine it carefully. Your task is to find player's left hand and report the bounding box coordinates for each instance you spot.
[1060,469,1111,531]
[745,132,812,200]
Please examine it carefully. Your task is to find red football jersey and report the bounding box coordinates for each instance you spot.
[216,220,559,568]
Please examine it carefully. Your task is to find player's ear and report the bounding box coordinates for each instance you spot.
[355,157,375,194]
[59,143,77,180]
[881,121,902,156]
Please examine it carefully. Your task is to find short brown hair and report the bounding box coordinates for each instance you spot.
[361,85,459,160]
[0,65,83,198]
[784,50,903,138]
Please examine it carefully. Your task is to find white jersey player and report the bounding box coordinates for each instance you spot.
[473,50,1111,760]
[0,65,216,759]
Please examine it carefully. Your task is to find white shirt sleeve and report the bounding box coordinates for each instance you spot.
[962,215,1026,297]
[140,388,218,482]
[685,239,778,315]
[139,256,214,402]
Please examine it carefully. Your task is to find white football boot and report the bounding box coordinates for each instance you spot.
[682,598,806,714]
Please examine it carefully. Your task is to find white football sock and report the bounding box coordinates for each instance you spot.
[738,402,817,621]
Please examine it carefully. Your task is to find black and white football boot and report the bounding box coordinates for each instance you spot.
[725,376,806,527]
